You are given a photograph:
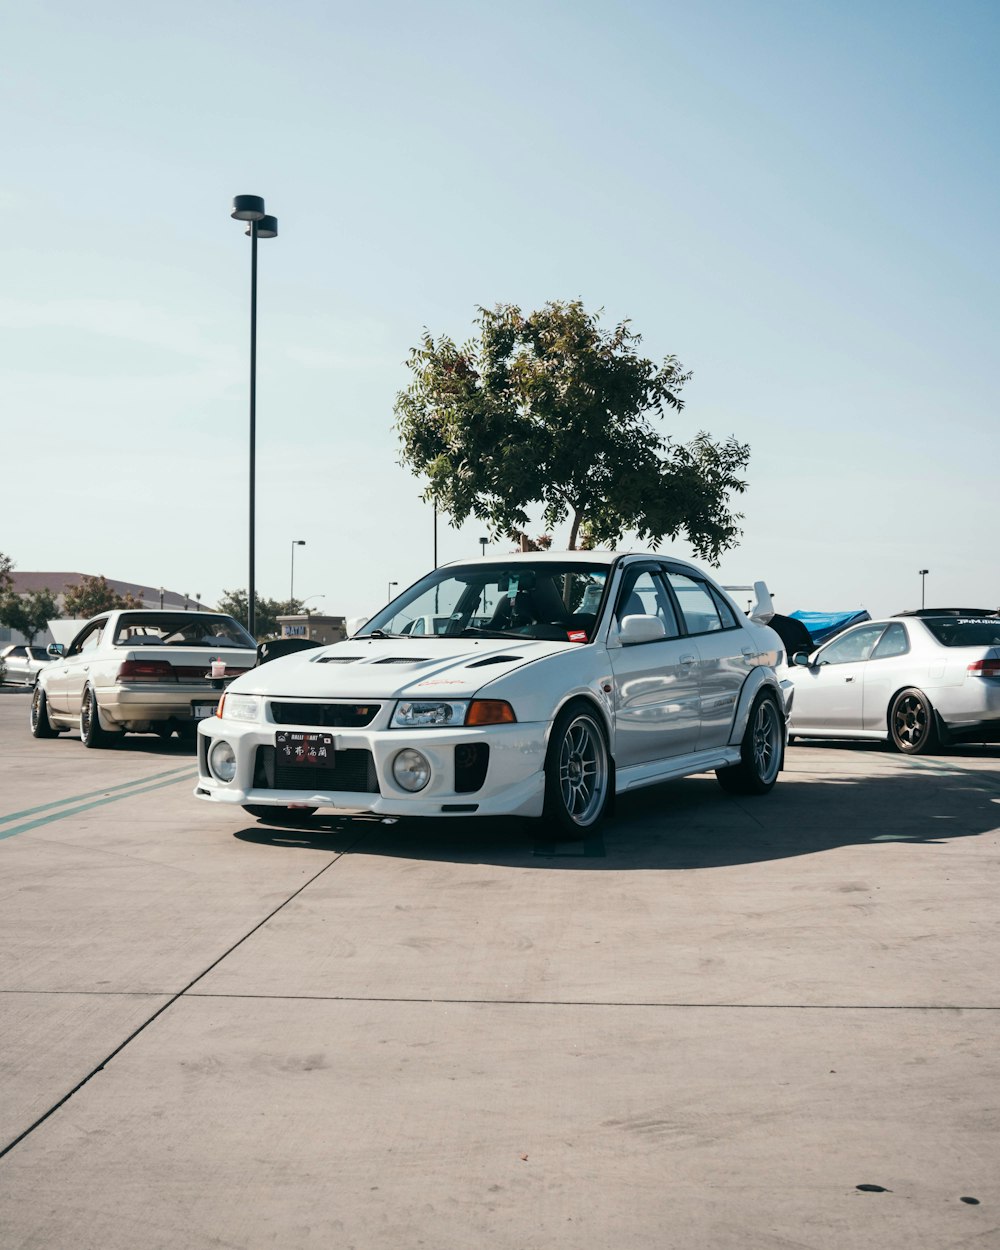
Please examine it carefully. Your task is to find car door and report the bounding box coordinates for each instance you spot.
[607,565,702,765]
[791,623,888,731]
[664,567,751,750]
[53,621,107,717]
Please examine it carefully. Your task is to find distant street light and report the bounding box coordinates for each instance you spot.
[387,581,398,602]
[479,537,488,557]
[290,539,306,606]
[231,194,279,636]
[159,586,165,609]
[919,568,929,610]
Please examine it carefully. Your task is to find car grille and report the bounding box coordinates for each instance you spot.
[269,701,381,727]
[253,745,380,794]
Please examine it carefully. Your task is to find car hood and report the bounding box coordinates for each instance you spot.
[231,636,577,699]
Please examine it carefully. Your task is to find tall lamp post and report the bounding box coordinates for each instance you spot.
[479,537,488,557]
[387,581,398,603]
[919,568,929,610]
[290,539,306,606]
[230,194,278,637]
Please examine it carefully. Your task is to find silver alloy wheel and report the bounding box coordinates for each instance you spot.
[750,696,782,785]
[557,714,609,827]
[80,689,95,741]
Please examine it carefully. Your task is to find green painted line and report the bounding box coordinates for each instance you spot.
[0,765,194,826]
[0,772,196,842]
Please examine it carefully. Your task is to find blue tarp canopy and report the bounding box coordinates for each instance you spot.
[789,609,871,645]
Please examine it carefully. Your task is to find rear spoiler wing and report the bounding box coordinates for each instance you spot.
[723,582,775,625]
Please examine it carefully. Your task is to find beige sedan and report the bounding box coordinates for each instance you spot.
[30,609,258,746]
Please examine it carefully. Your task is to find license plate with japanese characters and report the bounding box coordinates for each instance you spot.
[275,730,335,766]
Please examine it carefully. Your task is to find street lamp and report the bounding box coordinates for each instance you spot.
[919,568,929,610]
[231,194,279,637]
[387,581,398,602]
[479,536,488,557]
[290,539,306,606]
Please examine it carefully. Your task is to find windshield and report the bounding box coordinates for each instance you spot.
[360,561,611,643]
[921,617,1000,647]
[112,613,256,649]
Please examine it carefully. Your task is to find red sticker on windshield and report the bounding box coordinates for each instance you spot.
[567,630,588,643]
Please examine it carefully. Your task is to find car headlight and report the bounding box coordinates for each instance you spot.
[219,694,260,722]
[208,740,238,783]
[392,748,431,791]
[391,700,468,728]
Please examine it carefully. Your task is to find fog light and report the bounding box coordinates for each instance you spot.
[209,740,237,783]
[392,748,430,792]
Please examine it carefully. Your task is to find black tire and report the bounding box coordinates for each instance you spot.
[541,701,611,836]
[30,685,60,738]
[80,686,119,749]
[888,687,938,755]
[242,804,318,822]
[716,690,784,795]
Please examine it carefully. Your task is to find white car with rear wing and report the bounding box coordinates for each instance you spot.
[195,551,792,836]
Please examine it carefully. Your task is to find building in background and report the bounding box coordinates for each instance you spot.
[275,613,346,645]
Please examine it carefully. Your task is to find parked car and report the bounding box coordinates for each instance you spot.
[196,551,792,834]
[786,610,1000,752]
[1,644,55,687]
[30,610,258,746]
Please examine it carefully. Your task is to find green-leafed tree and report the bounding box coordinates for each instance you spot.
[0,588,61,644]
[62,575,144,618]
[216,590,301,640]
[394,301,750,561]
[0,551,13,596]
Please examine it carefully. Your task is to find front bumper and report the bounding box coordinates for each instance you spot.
[195,715,549,818]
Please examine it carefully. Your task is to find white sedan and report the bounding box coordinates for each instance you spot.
[196,552,791,835]
[30,610,258,745]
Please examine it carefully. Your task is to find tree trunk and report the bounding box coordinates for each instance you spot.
[567,510,582,550]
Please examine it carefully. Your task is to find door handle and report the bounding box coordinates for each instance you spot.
[845,675,855,683]
[741,647,756,658]
[680,654,697,666]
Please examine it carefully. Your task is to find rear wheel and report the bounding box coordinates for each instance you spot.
[888,688,938,754]
[81,686,119,748]
[716,690,783,795]
[542,702,611,836]
[30,685,60,738]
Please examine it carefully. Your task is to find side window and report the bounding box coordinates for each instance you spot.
[871,621,909,660]
[70,623,105,656]
[707,585,740,630]
[816,624,886,665]
[665,572,725,635]
[615,569,680,639]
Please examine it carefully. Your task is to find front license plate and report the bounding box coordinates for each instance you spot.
[192,703,218,718]
[276,730,336,766]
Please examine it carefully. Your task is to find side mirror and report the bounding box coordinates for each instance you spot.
[346,616,370,637]
[47,643,65,658]
[792,651,812,666]
[619,614,667,645]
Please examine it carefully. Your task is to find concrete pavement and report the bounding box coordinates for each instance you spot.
[1,694,997,1248]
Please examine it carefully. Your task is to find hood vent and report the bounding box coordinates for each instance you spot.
[467,655,523,668]
[375,656,430,664]
[316,656,361,664]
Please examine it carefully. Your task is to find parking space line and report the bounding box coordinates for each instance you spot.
[0,770,196,842]
[0,765,194,828]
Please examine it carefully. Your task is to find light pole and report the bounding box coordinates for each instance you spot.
[919,568,929,610]
[387,581,398,602]
[290,539,306,606]
[231,194,278,637]
[479,536,488,557]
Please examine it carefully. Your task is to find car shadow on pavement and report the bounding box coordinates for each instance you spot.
[233,748,1000,870]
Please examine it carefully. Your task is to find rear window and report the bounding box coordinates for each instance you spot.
[113,614,255,649]
[922,618,1000,647]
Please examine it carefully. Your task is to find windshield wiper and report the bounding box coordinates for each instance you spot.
[458,626,524,639]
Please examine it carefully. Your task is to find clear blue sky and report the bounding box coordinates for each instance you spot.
[2,0,996,620]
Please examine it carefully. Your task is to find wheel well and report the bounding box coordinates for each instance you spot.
[885,685,930,729]
[546,695,611,761]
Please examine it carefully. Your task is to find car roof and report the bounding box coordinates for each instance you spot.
[440,549,707,573]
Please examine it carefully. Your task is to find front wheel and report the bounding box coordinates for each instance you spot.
[30,685,60,738]
[716,691,784,795]
[888,688,938,754]
[542,702,611,836]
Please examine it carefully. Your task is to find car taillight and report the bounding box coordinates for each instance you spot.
[967,659,1000,678]
[116,660,177,681]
